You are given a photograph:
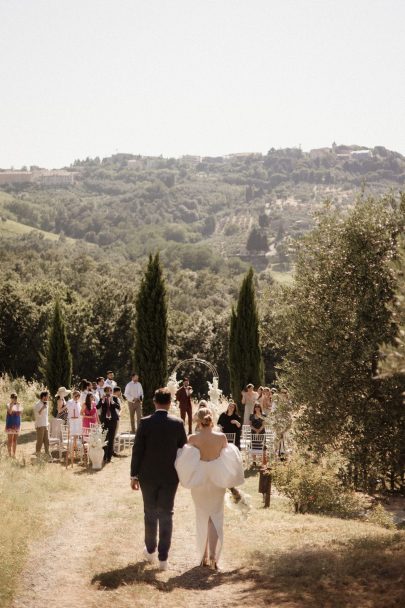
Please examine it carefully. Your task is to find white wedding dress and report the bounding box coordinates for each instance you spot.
[175,443,244,564]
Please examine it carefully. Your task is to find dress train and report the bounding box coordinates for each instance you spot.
[175,443,244,564]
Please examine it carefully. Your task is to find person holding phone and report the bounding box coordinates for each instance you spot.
[5,392,23,457]
[176,378,193,435]
[34,391,50,460]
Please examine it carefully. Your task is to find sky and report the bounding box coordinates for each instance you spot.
[0,0,404,168]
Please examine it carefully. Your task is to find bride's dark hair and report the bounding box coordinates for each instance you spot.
[196,407,213,427]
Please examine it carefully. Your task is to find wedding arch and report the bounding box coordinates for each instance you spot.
[171,355,218,380]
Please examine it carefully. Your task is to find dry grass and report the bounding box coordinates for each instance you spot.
[0,438,75,607]
[85,474,405,608]
[0,217,75,242]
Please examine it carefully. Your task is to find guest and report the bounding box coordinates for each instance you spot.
[97,385,120,463]
[250,403,266,463]
[218,401,242,448]
[5,392,23,457]
[95,377,105,401]
[194,400,212,431]
[67,390,82,435]
[113,386,123,450]
[55,386,70,424]
[66,390,82,460]
[81,392,99,432]
[91,381,100,404]
[104,370,117,391]
[34,391,50,459]
[124,372,144,434]
[270,388,278,412]
[79,379,92,405]
[113,386,122,407]
[241,383,259,425]
[259,387,272,416]
[176,378,193,435]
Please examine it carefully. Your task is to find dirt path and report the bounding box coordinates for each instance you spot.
[11,431,405,608]
[12,453,259,608]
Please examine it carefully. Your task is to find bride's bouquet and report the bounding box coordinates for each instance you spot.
[225,487,251,512]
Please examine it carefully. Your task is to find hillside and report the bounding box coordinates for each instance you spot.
[0,144,404,276]
[0,217,76,243]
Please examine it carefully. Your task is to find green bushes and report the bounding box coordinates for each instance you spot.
[367,503,396,529]
[272,452,366,517]
[0,374,44,422]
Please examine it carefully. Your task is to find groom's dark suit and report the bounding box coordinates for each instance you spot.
[131,409,187,562]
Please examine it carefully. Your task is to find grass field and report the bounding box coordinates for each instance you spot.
[0,439,75,607]
[0,217,76,243]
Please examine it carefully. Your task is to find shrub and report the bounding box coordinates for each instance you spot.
[367,503,396,530]
[0,374,45,422]
[164,224,187,242]
[224,222,239,236]
[272,451,366,517]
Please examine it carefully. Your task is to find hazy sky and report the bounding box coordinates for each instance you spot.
[1,0,404,168]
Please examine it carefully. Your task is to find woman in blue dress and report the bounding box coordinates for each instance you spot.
[5,392,23,457]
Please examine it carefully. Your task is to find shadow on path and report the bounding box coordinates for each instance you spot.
[17,430,37,445]
[91,561,251,593]
[92,533,405,606]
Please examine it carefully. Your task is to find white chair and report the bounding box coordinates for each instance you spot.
[61,425,84,467]
[224,432,236,444]
[114,432,135,453]
[245,431,267,468]
[265,428,275,463]
[81,427,91,466]
[241,425,251,450]
[49,418,63,460]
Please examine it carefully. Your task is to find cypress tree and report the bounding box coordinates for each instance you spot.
[229,268,264,412]
[134,253,168,415]
[41,300,72,417]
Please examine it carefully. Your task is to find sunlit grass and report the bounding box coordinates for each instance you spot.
[0,443,75,607]
[0,217,75,242]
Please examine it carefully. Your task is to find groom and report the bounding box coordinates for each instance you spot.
[130,387,187,570]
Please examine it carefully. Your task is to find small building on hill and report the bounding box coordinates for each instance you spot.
[0,171,32,185]
[36,171,75,186]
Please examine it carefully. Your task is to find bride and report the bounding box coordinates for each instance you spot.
[175,407,244,570]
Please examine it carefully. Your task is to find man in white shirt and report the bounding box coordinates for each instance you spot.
[124,373,144,433]
[95,377,105,401]
[104,371,117,391]
[34,391,50,459]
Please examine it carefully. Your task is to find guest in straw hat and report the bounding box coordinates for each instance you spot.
[55,387,71,424]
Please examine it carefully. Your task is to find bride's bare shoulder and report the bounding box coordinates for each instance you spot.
[212,430,225,438]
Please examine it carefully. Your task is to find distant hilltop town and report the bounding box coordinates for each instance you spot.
[0,143,397,185]
[0,168,75,186]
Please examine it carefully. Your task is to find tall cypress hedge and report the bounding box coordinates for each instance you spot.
[41,300,72,417]
[229,267,264,412]
[134,253,168,415]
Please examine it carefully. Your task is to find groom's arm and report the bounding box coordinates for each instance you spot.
[131,420,146,479]
[178,421,187,448]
